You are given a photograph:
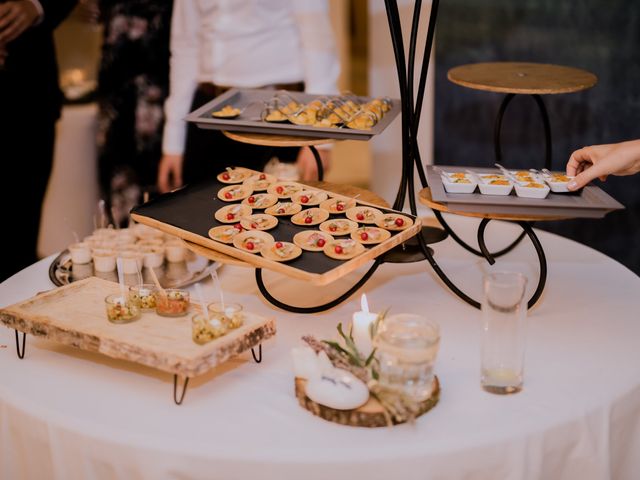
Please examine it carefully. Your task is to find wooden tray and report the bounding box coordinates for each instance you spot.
[426,166,624,219]
[130,173,421,286]
[184,88,401,141]
[0,277,276,378]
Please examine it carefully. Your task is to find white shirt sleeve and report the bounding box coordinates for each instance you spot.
[292,0,340,95]
[162,0,201,156]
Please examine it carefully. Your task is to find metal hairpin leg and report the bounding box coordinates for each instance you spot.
[494,93,553,170]
[15,330,26,359]
[418,219,547,310]
[254,259,382,313]
[309,145,324,181]
[251,344,262,363]
[173,375,189,405]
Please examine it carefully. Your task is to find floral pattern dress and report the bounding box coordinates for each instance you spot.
[97,0,172,226]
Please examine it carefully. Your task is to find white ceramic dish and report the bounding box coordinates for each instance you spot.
[542,173,575,193]
[477,181,514,196]
[441,174,477,194]
[514,183,550,199]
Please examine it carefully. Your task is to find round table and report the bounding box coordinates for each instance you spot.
[447,62,598,169]
[2,217,640,480]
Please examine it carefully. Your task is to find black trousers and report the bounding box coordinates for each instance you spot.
[182,86,300,186]
[0,113,55,281]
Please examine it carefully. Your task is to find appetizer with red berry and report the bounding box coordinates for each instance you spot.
[214,204,252,224]
[345,206,383,224]
[376,214,413,231]
[239,214,278,231]
[264,202,303,217]
[241,193,278,209]
[291,190,328,206]
[323,239,365,260]
[319,218,359,236]
[292,230,334,252]
[319,196,356,214]
[267,181,303,199]
[217,184,253,202]
[216,167,252,184]
[260,241,302,262]
[291,208,330,226]
[232,230,274,253]
[208,224,245,244]
[351,226,390,245]
[243,172,276,191]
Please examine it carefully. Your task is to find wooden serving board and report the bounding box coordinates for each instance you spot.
[131,172,421,286]
[0,277,276,378]
[294,376,440,428]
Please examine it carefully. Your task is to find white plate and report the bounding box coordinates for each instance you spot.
[514,183,550,199]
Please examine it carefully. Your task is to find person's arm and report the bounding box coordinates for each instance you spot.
[292,0,339,180]
[159,0,200,193]
[566,139,640,191]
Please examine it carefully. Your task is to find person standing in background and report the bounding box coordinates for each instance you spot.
[0,0,77,281]
[158,0,339,193]
[94,0,173,225]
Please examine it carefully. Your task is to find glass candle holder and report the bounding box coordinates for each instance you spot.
[105,294,140,324]
[192,313,228,345]
[128,284,157,310]
[207,302,244,330]
[154,289,190,317]
[373,313,440,402]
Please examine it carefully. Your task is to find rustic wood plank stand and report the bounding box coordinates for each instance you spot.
[0,277,276,405]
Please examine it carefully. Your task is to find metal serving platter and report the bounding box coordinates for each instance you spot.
[184,88,401,140]
[49,250,218,288]
[426,165,624,218]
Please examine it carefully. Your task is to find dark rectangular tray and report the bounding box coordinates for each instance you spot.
[130,174,420,285]
[426,166,624,219]
[184,88,401,141]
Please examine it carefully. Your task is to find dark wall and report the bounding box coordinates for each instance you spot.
[435,0,640,274]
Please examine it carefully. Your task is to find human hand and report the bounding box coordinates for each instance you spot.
[566,139,640,191]
[296,147,331,181]
[77,0,100,24]
[0,1,40,44]
[157,154,184,193]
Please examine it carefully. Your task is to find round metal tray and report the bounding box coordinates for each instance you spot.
[49,250,218,288]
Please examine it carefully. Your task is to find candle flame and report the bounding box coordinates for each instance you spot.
[361,293,369,313]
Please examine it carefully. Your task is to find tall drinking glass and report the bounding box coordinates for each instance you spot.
[481,272,528,394]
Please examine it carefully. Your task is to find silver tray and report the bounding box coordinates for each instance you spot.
[185,88,401,140]
[426,166,624,218]
[49,250,218,288]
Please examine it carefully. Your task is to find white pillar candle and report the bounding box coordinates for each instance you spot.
[351,294,378,358]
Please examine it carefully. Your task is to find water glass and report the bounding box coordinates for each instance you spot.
[481,271,528,394]
[373,314,440,402]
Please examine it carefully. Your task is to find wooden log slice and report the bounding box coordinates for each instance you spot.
[294,376,440,428]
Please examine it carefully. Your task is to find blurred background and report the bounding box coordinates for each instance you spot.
[42,0,639,275]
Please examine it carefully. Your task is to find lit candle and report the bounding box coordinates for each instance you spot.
[351,294,378,358]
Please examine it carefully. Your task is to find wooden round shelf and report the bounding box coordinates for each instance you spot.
[447,62,598,95]
[223,131,337,148]
[418,187,568,222]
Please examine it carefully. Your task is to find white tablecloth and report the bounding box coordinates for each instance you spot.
[2,216,639,480]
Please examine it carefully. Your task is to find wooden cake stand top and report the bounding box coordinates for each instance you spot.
[447,62,598,95]
[419,187,568,222]
[223,131,337,148]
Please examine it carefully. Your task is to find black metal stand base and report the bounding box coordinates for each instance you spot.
[382,226,447,264]
[15,330,26,359]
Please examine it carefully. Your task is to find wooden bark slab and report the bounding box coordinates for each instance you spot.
[0,277,276,378]
[223,131,336,147]
[294,376,440,428]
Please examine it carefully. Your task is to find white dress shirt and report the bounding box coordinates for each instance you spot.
[162,0,340,156]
